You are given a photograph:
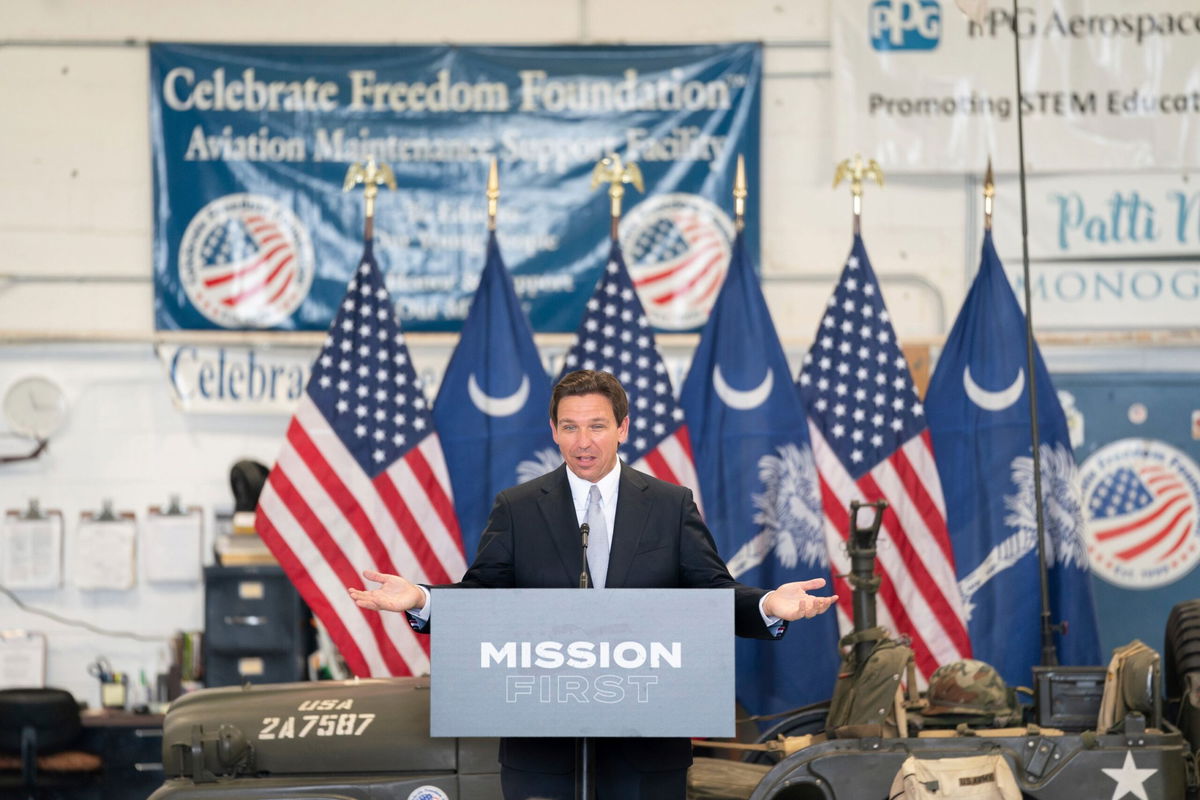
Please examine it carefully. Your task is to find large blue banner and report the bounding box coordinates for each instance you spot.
[150,44,761,332]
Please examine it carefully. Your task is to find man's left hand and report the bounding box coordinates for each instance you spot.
[763,578,839,621]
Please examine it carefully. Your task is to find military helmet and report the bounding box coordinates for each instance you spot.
[923,659,1012,717]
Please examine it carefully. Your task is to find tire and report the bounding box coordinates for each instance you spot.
[1165,599,1200,699]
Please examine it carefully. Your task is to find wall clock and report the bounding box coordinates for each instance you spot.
[3,376,68,440]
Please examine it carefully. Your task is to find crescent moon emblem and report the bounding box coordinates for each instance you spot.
[713,365,774,411]
[963,365,1025,412]
[468,373,530,417]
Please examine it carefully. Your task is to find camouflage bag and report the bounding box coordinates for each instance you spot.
[826,626,917,738]
[888,753,1021,799]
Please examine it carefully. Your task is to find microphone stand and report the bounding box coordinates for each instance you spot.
[576,522,594,800]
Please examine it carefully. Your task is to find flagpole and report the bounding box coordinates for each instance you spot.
[733,154,747,233]
[486,157,500,232]
[591,152,644,241]
[342,156,397,241]
[833,154,884,236]
[982,159,994,231]
[1007,1,1059,668]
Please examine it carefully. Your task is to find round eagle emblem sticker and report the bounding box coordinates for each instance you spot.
[619,193,735,330]
[1078,438,1200,589]
[179,193,315,328]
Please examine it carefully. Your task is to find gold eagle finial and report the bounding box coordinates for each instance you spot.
[591,153,644,240]
[833,154,884,234]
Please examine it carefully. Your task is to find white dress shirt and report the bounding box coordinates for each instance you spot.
[411,461,781,630]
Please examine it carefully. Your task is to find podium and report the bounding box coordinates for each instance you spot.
[430,588,735,739]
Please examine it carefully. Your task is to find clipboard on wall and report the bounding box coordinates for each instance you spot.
[1,500,63,589]
[144,496,203,583]
[74,502,137,590]
[0,631,46,689]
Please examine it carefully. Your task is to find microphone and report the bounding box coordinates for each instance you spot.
[578,523,590,589]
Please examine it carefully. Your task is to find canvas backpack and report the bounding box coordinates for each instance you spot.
[888,753,1021,800]
[827,626,918,738]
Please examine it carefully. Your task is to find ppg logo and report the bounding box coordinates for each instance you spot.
[869,0,941,51]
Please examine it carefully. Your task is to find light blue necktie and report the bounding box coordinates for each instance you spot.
[585,484,608,589]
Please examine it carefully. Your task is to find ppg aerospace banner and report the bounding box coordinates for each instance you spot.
[150,44,761,332]
[833,1,1200,173]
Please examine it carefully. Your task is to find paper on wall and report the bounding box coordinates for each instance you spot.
[75,518,137,590]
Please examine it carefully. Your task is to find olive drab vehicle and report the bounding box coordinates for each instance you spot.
[147,499,1198,800]
[148,677,503,799]
[725,501,1198,800]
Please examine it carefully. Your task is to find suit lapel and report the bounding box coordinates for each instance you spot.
[536,464,585,586]
[606,463,652,588]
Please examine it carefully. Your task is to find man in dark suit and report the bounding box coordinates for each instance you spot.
[350,369,838,800]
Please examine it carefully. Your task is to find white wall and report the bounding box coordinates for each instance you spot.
[0,343,287,703]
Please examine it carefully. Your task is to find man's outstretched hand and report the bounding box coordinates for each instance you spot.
[762,578,839,621]
[348,569,424,614]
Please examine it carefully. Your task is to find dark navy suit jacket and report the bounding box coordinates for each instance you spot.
[415,462,786,773]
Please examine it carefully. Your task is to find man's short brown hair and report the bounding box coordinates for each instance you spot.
[550,370,629,424]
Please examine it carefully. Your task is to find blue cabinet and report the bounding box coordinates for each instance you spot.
[203,566,310,687]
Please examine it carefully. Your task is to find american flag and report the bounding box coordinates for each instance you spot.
[256,243,468,677]
[561,242,702,505]
[1088,464,1196,568]
[797,237,971,680]
[199,212,299,312]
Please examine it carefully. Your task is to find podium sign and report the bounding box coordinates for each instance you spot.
[430,588,734,738]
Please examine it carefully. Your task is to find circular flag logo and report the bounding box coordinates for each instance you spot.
[179,194,314,328]
[407,786,449,800]
[619,193,735,330]
[1079,438,1200,589]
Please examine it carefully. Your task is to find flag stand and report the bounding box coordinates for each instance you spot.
[832,154,883,236]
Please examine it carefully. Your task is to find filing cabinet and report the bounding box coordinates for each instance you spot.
[203,565,310,687]
[77,715,164,800]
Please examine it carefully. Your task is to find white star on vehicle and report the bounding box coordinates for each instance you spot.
[1101,751,1157,800]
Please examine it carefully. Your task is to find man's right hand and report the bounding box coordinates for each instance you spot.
[348,569,424,613]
